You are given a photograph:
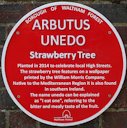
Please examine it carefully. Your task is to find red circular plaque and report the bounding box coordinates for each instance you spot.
[2,2,126,126]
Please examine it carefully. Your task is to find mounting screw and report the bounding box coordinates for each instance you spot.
[108,94,112,98]
[17,95,20,98]
[108,31,112,35]
[16,31,20,35]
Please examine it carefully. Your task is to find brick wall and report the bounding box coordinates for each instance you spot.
[0,0,127,128]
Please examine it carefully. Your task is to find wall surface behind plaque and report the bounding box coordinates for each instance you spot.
[0,0,127,128]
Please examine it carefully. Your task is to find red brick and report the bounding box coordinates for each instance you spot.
[111,84,127,108]
[9,111,37,128]
[0,71,5,88]
[102,112,127,128]
[0,4,36,23]
[0,111,6,128]
[0,89,17,110]
[6,24,14,38]
[116,26,127,45]
[90,3,127,23]
[125,47,127,58]
[0,47,3,66]
[0,26,5,43]
[111,0,121,4]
